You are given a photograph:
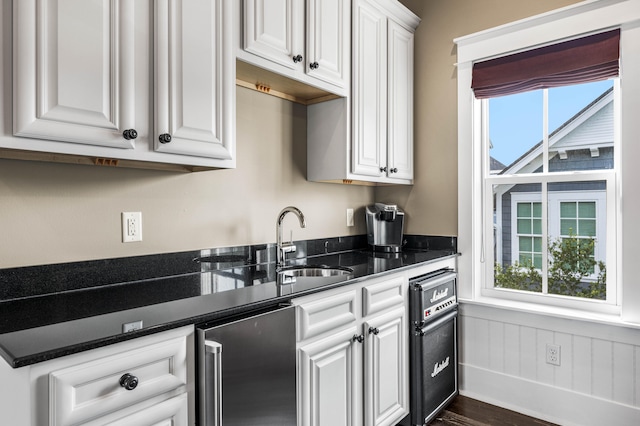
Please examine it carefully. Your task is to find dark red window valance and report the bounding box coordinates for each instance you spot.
[471,29,620,99]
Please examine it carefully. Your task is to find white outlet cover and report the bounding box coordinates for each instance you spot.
[346,208,354,227]
[122,212,142,243]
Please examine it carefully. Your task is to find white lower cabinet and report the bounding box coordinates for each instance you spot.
[364,306,407,426]
[299,326,361,426]
[0,325,196,426]
[293,273,408,426]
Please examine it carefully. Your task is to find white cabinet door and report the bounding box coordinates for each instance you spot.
[352,0,387,178]
[364,307,408,426]
[306,0,350,88]
[243,0,304,70]
[154,0,234,160]
[387,20,414,181]
[298,327,362,426]
[13,0,136,149]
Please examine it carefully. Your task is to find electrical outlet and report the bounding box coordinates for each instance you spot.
[346,208,354,227]
[546,343,561,366]
[122,212,142,243]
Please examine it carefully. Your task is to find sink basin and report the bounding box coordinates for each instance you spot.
[277,265,353,278]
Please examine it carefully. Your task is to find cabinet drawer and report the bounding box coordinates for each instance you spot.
[49,333,189,426]
[296,289,357,341]
[362,275,406,317]
[85,393,189,426]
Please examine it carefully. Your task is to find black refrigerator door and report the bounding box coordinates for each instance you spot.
[410,309,458,426]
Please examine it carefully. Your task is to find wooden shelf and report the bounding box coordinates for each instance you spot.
[236,60,341,105]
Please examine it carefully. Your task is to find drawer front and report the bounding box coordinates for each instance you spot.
[296,289,358,341]
[50,333,189,426]
[85,393,189,426]
[362,275,406,317]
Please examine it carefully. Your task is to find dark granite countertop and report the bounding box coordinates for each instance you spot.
[0,235,457,368]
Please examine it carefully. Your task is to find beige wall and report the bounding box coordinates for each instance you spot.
[0,87,374,268]
[379,0,582,236]
[0,0,584,269]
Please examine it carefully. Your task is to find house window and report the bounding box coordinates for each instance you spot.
[488,79,617,306]
[516,201,542,269]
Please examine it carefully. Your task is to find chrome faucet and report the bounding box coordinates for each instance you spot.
[276,206,306,268]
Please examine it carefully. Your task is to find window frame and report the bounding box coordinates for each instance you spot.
[454,0,640,318]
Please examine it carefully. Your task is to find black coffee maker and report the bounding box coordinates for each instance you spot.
[365,203,405,252]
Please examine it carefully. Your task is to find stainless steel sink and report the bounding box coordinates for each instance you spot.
[278,265,353,277]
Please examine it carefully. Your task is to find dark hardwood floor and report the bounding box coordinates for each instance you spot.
[425,396,558,426]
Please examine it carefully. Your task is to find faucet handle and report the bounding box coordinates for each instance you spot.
[281,241,296,255]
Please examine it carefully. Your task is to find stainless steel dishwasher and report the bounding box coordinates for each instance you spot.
[197,304,296,425]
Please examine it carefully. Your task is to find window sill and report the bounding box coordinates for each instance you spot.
[458,295,640,332]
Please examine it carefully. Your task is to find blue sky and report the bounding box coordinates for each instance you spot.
[489,80,614,166]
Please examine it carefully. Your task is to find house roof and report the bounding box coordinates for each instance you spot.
[498,86,614,175]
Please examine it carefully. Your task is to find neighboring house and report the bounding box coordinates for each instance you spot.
[494,88,613,274]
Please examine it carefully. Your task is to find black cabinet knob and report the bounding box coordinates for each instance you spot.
[122,129,138,140]
[390,168,398,173]
[119,373,139,391]
[158,133,172,144]
[368,327,379,335]
[310,61,319,70]
[293,54,303,63]
[352,334,364,343]
[380,166,387,173]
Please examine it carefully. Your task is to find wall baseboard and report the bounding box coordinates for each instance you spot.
[460,363,640,426]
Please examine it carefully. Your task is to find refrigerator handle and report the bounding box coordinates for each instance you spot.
[204,340,223,426]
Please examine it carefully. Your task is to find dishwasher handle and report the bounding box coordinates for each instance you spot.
[203,340,223,426]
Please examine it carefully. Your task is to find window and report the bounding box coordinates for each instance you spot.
[515,199,542,269]
[487,81,616,306]
[456,0,640,320]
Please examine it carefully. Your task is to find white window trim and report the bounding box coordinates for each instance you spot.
[455,0,640,320]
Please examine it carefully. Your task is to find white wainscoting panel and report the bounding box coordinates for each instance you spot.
[459,302,640,426]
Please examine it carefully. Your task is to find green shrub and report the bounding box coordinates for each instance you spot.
[495,232,606,300]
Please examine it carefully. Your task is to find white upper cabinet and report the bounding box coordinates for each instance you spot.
[386,19,414,181]
[352,0,416,183]
[243,0,304,71]
[154,0,234,161]
[13,0,136,149]
[239,0,350,96]
[352,0,387,178]
[307,0,419,185]
[306,0,351,88]
[11,0,235,171]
